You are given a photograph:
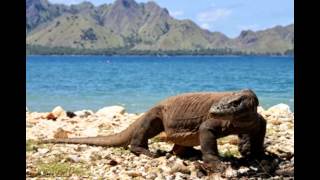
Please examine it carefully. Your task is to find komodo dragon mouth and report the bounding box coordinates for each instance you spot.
[209,89,258,117]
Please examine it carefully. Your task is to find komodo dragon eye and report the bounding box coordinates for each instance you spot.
[230,97,243,107]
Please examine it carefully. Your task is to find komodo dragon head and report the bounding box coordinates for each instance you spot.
[209,89,259,118]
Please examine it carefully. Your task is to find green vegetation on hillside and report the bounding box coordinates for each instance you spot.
[27,44,292,56]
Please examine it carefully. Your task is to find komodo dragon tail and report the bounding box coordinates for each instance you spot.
[41,116,144,147]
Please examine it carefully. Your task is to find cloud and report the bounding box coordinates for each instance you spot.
[200,23,210,30]
[197,8,232,23]
[169,10,184,18]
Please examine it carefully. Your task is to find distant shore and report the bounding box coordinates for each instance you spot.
[27,54,294,57]
[26,44,293,56]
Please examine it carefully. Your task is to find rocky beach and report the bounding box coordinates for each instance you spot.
[26,104,294,179]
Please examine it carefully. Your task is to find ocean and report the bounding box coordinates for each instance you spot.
[26,55,294,113]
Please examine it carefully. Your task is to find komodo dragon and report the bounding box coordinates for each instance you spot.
[42,89,267,172]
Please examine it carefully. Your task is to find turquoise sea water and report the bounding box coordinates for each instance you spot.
[26,55,294,113]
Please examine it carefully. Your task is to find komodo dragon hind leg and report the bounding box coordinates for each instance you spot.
[170,144,202,160]
[129,107,164,158]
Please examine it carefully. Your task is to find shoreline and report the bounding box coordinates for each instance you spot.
[27,54,294,57]
[25,102,294,115]
[26,103,294,179]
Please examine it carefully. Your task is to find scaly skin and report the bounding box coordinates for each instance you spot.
[42,89,266,172]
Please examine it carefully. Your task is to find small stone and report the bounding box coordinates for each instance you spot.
[279,123,289,131]
[82,127,99,137]
[165,153,172,159]
[224,166,237,177]
[26,169,37,177]
[175,172,189,179]
[96,106,126,116]
[155,175,165,180]
[168,156,177,161]
[67,155,80,163]
[108,159,118,166]
[37,148,49,155]
[97,122,112,129]
[267,104,291,114]
[275,167,294,176]
[228,138,239,145]
[27,118,40,125]
[66,111,76,118]
[52,106,66,117]
[249,166,258,171]
[238,166,250,174]
[171,163,190,174]
[90,153,102,161]
[146,173,157,179]
[45,113,57,121]
[270,119,282,125]
[127,171,142,177]
[53,128,72,139]
[74,110,93,118]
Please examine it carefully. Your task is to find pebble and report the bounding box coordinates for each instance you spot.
[224,166,237,178]
[127,171,142,177]
[52,106,66,118]
[67,155,80,163]
[108,159,118,166]
[171,163,191,174]
[96,106,126,116]
[238,167,250,174]
[74,110,93,118]
[37,148,49,155]
[45,113,57,120]
[82,127,99,137]
[66,111,77,118]
[267,103,292,114]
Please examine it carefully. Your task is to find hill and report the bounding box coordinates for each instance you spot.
[26,0,294,55]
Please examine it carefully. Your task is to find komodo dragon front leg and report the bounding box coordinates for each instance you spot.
[199,119,228,172]
[238,114,267,159]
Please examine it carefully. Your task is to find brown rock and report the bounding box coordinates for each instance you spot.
[27,118,40,124]
[275,167,294,176]
[228,138,239,145]
[270,119,282,125]
[53,128,72,139]
[26,169,38,177]
[171,163,191,174]
[127,171,142,177]
[45,113,57,121]
[108,159,118,166]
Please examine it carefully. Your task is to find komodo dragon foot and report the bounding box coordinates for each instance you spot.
[169,144,202,160]
[130,146,160,158]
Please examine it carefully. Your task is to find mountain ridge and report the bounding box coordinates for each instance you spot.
[26,0,294,55]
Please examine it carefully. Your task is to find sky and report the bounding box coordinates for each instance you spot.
[48,0,294,38]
